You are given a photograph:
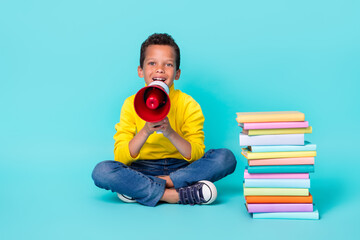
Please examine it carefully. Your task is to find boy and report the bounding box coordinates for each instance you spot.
[92,33,236,207]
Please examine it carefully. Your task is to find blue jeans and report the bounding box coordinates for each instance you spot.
[92,148,237,207]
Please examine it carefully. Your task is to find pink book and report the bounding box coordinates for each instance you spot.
[244,169,309,179]
[248,157,315,166]
[247,203,313,213]
[239,121,309,130]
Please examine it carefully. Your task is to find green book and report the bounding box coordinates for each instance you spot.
[242,148,316,159]
[244,187,309,196]
[243,126,312,136]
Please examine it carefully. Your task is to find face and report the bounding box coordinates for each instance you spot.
[138,45,181,87]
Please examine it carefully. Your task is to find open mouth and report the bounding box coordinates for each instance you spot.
[152,77,166,82]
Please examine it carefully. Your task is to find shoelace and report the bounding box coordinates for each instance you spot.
[178,182,205,205]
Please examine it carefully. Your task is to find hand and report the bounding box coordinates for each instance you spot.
[142,117,191,159]
[142,117,174,137]
[158,117,175,138]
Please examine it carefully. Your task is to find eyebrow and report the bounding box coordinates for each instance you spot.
[146,58,174,62]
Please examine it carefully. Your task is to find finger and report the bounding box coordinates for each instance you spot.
[148,122,159,127]
[152,124,163,130]
[154,123,163,128]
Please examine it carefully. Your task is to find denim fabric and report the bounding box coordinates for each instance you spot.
[92,148,237,207]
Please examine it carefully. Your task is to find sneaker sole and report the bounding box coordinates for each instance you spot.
[117,193,137,203]
[198,180,217,205]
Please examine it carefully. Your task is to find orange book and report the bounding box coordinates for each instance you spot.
[245,194,313,204]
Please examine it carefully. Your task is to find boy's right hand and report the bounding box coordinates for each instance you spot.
[129,121,163,158]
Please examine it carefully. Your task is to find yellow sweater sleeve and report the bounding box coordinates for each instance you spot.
[113,96,140,165]
[180,96,205,162]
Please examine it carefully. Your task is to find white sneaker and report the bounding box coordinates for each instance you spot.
[177,180,217,205]
[117,193,137,203]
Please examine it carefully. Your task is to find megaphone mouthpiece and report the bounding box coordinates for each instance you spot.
[146,97,159,109]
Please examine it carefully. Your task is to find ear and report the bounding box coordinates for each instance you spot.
[138,66,144,78]
[174,69,181,80]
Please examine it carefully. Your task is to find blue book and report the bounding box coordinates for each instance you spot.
[248,141,316,153]
[252,206,319,220]
[244,179,310,188]
[247,165,314,174]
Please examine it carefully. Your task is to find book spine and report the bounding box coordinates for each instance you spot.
[236,112,305,123]
[242,121,309,130]
[252,209,319,219]
[243,187,309,196]
[249,143,316,152]
[244,169,309,179]
[247,165,314,174]
[246,127,312,136]
[244,179,310,188]
[245,195,313,204]
[247,203,313,213]
[239,133,305,146]
[248,157,315,166]
[244,151,317,160]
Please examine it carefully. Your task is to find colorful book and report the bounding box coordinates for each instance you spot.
[246,203,313,213]
[247,165,314,174]
[243,187,309,196]
[242,126,312,136]
[244,179,310,188]
[241,149,316,160]
[252,207,319,220]
[239,121,309,130]
[239,133,304,146]
[248,157,315,166]
[236,111,305,123]
[245,194,313,204]
[244,169,309,179]
[248,142,316,152]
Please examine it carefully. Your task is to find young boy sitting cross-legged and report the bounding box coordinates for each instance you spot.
[92,33,236,207]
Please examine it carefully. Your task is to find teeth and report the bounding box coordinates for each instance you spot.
[153,78,165,81]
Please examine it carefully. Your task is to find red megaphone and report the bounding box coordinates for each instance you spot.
[134,81,170,122]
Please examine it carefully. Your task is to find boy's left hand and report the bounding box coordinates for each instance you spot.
[157,117,175,138]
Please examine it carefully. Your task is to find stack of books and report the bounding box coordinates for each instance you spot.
[236,111,319,220]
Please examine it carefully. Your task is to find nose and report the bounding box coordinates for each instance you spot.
[156,66,165,73]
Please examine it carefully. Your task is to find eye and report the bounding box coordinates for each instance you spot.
[166,63,174,67]
[148,61,156,66]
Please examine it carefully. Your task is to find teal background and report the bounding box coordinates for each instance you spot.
[1,0,359,239]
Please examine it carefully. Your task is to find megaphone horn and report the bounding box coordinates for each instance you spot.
[134,81,171,123]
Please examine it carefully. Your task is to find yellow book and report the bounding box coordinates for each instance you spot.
[244,187,309,196]
[236,111,305,123]
[241,149,317,160]
[242,126,312,135]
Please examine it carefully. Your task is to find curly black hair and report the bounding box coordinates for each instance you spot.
[140,33,180,70]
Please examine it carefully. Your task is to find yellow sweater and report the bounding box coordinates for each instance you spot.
[114,84,205,165]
